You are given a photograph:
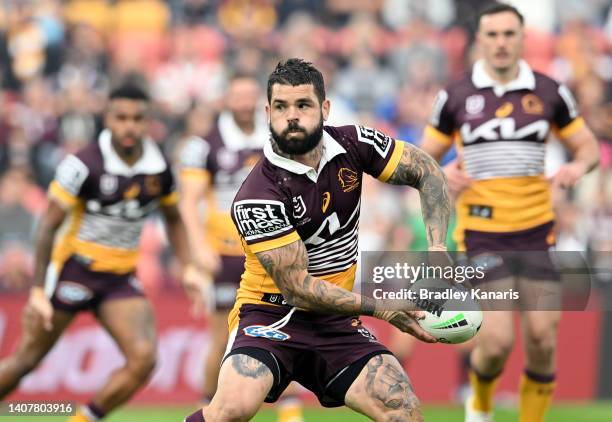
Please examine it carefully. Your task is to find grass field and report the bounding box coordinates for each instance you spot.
[7,403,612,421]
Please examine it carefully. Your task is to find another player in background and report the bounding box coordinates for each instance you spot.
[0,84,205,422]
[420,4,600,422]
[184,58,449,422]
[178,74,304,422]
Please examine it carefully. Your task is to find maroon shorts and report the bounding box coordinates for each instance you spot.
[213,255,244,311]
[225,303,392,407]
[50,256,145,313]
[464,221,560,284]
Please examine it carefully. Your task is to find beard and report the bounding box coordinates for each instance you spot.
[270,117,323,156]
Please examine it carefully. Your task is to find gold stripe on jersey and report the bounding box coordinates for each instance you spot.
[49,181,79,208]
[179,168,211,183]
[72,240,139,273]
[228,263,357,331]
[425,125,453,146]
[453,176,554,248]
[160,191,179,206]
[248,231,301,254]
[555,116,585,140]
[377,140,405,182]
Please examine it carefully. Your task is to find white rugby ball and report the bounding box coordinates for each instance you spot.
[410,278,483,344]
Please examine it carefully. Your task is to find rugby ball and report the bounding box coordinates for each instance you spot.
[410,278,483,344]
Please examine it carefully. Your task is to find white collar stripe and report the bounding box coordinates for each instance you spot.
[472,59,535,96]
[99,129,167,176]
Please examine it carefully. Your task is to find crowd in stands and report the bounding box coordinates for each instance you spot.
[0,0,610,293]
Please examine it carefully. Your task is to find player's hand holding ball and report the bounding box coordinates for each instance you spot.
[374,308,438,343]
[28,286,54,331]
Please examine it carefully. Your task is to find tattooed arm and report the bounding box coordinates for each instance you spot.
[387,142,450,249]
[255,240,436,342]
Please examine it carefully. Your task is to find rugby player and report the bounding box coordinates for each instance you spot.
[419,3,600,421]
[179,74,304,421]
[0,84,204,422]
[184,58,450,422]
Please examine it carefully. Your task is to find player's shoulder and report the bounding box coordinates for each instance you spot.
[444,72,474,96]
[233,157,286,203]
[532,70,563,93]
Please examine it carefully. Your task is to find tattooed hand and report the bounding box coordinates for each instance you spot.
[374,310,437,343]
[387,142,450,249]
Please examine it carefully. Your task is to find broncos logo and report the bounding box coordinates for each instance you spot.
[338,168,359,192]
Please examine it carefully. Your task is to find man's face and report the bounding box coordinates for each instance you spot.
[105,99,149,153]
[266,83,329,155]
[227,77,260,127]
[477,11,524,73]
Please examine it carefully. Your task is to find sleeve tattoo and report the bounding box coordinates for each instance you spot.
[387,143,450,247]
[256,240,377,316]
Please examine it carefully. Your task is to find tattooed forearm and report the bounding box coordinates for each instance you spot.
[230,355,272,379]
[257,240,376,316]
[365,354,423,420]
[387,143,450,247]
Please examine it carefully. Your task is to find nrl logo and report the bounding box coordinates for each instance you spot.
[292,195,306,219]
[338,168,359,193]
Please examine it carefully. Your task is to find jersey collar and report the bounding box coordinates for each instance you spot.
[264,129,347,182]
[471,59,535,97]
[98,129,167,176]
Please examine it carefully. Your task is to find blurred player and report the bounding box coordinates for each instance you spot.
[0,83,204,422]
[420,4,600,421]
[179,74,304,422]
[184,58,449,422]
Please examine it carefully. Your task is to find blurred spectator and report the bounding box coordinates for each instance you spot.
[382,0,455,30]
[0,167,45,291]
[152,25,226,116]
[332,49,398,112]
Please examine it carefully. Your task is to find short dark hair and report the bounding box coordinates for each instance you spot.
[109,83,150,102]
[267,58,325,104]
[477,2,524,28]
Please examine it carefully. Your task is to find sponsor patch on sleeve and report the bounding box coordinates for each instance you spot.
[233,199,294,242]
[55,155,89,196]
[356,125,392,158]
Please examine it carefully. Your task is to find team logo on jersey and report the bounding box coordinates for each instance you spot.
[292,195,306,219]
[465,95,485,115]
[495,102,514,118]
[56,281,93,304]
[233,199,293,241]
[322,192,331,213]
[244,325,290,341]
[124,183,140,199]
[522,94,544,115]
[145,175,161,196]
[100,174,118,195]
[338,168,359,192]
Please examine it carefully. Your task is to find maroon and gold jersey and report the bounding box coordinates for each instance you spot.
[425,60,584,244]
[47,130,177,282]
[178,112,267,256]
[228,125,404,329]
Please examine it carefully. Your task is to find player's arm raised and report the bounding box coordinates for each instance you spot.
[386,142,451,250]
[255,240,437,343]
